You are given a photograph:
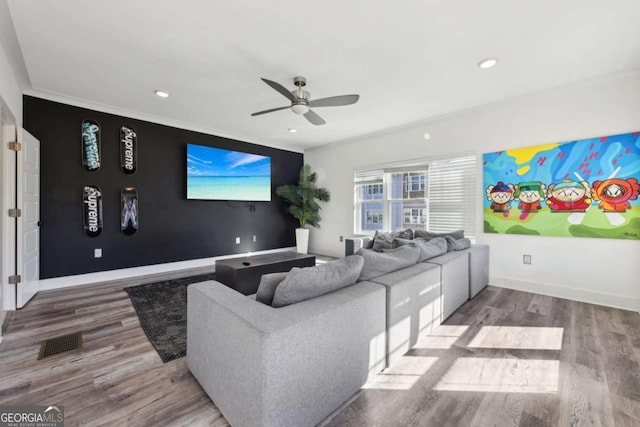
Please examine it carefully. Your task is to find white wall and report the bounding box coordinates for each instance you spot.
[0,26,22,125]
[305,71,640,312]
[0,2,23,318]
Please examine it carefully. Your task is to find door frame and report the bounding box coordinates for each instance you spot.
[1,114,18,311]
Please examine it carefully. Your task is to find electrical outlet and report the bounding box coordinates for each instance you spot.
[235,237,241,244]
[94,248,102,258]
[339,235,344,242]
[252,235,257,243]
[523,254,531,265]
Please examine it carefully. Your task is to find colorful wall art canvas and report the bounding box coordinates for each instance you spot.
[483,131,640,240]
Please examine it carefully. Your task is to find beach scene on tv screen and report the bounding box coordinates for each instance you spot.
[187,144,271,201]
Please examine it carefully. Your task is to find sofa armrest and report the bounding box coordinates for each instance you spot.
[187,280,386,427]
[345,235,374,256]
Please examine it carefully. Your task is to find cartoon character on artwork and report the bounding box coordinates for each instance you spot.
[122,198,138,229]
[486,181,515,216]
[546,179,592,212]
[514,181,546,213]
[591,177,640,213]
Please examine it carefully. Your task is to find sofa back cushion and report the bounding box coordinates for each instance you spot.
[356,245,420,281]
[393,236,448,262]
[271,255,364,308]
[414,229,464,241]
[255,272,289,305]
[444,236,472,251]
[372,229,414,251]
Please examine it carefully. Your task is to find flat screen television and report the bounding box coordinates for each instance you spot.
[186,144,272,201]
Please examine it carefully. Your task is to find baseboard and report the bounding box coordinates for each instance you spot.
[490,275,640,313]
[1,310,11,337]
[38,247,296,292]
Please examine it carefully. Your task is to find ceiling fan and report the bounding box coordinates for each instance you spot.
[251,76,359,126]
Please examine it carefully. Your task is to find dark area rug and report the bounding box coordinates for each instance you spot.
[124,273,215,363]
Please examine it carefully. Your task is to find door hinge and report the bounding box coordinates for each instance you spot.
[8,275,22,284]
[8,141,22,151]
[8,208,22,218]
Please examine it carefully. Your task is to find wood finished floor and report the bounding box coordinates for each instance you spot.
[1,280,639,426]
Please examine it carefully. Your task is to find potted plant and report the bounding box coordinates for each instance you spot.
[276,164,330,253]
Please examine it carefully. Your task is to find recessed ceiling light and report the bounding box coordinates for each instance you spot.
[478,58,498,69]
[423,132,431,140]
[288,128,297,133]
[154,90,170,98]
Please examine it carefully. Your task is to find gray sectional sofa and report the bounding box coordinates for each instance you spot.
[188,276,386,427]
[187,230,489,426]
[345,231,490,366]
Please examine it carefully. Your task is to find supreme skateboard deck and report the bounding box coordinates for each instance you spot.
[121,187,138,235]
[120,126,137,174]
[81,119,101,171]
[83,185,103,237]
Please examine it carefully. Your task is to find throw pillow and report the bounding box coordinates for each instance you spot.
[414,229,465,241]
[372,229,414,251]
[356,245,420,281]
[372,232,395,252]
[391,237,447,262]
[390,237,415,247]
[444,236,472,251]
[412,237,448,262]
[255,272,289,305]
[271,255,364,308]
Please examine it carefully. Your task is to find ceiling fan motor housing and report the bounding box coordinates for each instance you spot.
[291,79,310,114]
[252,76,358,124]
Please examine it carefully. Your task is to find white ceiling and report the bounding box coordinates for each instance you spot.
[5,0,640,151]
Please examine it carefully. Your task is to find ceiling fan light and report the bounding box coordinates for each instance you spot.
[291,104,309,115]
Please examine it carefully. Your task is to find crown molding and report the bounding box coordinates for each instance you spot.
[308,69,640,152]
[24,88,305,154]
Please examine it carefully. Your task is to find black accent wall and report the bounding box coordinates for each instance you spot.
[24,96,302,279]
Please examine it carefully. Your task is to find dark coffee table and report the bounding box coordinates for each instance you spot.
[215,252,316,295]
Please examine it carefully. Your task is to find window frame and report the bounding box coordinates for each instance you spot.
[354,155,476,237]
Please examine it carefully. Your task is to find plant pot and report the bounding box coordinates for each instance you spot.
[295,228,309,254]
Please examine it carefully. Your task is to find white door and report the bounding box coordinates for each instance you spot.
[16,130,40,308]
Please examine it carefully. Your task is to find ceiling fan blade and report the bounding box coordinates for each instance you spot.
[261,78,297,102]
[303,109,326,126]
[308,94,359,108]
[251,106,291,116]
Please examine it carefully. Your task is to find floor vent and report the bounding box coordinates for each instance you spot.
[38,332,83,360]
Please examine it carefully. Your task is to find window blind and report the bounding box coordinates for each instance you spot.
[428,156,476,237]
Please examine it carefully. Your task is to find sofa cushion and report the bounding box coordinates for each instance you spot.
[392,236,448,262]
[271,255,364,308]
[255,272,288,305]
[356,245,420,281]
[414,229,464,240]
[416,237,449,261]
[372,229,414,251]
[444,236,472,251]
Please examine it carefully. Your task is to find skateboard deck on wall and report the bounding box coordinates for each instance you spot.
[120,126,137,174]
[121,187,138,235]
[83,185,103,237]
[81,119,101,171]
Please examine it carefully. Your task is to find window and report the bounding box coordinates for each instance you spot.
[366,209,383,224]
[363,184,384,198]
[406,174,425,192]
[354,155,476,237]
[404,208,426,224]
